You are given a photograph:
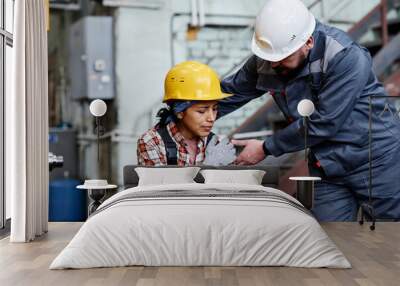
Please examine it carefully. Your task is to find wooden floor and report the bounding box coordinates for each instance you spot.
[0,222,399,286]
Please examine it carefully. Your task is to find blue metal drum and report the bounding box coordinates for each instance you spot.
[49,179,87,221]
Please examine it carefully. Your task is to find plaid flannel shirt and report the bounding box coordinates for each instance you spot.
[137,121,207,166]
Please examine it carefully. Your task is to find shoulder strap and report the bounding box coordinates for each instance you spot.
[206,132,216,147]
[156,126,178,165]
[157,127,215,164]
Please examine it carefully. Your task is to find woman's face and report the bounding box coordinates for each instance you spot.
[178,101,218,138]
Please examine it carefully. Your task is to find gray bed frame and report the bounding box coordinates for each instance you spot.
[123,165,280,189]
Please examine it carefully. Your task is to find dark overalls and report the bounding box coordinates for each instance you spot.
[157,125,214,165]
[219,21,400,221]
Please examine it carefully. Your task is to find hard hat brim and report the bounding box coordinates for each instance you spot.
[218,92,233,100]
[251,33,309,62]
[251,36,297,62]
[163,92,232,102]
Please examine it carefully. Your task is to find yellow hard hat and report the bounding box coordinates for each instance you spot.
[163,61,231,102]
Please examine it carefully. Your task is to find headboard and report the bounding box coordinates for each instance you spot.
[123,165,280,189]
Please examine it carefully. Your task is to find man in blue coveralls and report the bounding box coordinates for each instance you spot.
[218,0,400,221]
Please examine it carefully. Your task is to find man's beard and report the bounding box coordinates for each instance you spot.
[272,65,291,75]
[272,53,308,78]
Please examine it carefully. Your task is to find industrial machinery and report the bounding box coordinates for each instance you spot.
[68,16,114,100]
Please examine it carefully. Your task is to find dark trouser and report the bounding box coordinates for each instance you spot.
[310,146,400,222]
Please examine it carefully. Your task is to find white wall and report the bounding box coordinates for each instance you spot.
[113,5,173,183]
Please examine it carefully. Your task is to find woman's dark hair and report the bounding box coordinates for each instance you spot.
[156,107,177,127]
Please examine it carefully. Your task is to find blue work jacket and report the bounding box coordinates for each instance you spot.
[219,21,400,178]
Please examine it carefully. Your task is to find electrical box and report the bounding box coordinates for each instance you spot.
[69,16,114,100]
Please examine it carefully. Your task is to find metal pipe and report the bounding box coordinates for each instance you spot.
[304,117,308,162]
[308,0,321,10]
[102,0,163,9]
[380,0,389,46]
[198,0,205,27]
[191,0,198,27]
[0,29,13,41]
[96,117,100,163]
[232,130,273,140]
[372,33,400,77]
[319,0,325,21]
[323,0,352,23]
[111,136,137,143]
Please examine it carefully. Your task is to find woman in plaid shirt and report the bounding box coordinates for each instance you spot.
[137,61,236,166]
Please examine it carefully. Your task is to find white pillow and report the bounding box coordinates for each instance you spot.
[200,169,266,185]
[135,167,200,186]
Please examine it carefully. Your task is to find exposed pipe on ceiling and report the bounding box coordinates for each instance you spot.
[191,0,198,27]
[198,0,205,27]
[191,0,206,27]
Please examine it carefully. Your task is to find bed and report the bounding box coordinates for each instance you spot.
[50,165,350,269]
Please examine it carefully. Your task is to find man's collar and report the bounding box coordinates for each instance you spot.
[308,21,325,62]
[291,21,325,80]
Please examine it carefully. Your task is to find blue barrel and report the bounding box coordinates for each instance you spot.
[49,179,87,221]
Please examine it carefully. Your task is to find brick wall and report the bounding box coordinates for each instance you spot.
[186,26,252,75]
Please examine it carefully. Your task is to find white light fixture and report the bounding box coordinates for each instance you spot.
[297,99,315,162]
[297,99,315,117]
[89,99,107,117]
[89,99,107,162]
[289,99,320,210]
[77,99,117,216]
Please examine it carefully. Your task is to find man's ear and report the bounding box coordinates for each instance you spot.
[177,112,184,119]
[305,36,314,50]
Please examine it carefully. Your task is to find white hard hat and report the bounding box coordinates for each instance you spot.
[251,0,316,62]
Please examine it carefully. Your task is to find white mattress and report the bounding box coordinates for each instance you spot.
[50,183,351,269]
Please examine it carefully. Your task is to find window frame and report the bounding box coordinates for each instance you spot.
[0,0,13,233]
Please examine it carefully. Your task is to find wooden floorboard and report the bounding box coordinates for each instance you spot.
[0,222,399,286]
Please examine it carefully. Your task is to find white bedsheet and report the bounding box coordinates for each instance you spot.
[50,183,351,269]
